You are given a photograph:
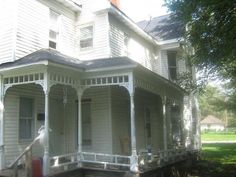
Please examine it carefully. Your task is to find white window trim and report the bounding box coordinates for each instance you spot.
[48,9,61,50]
[79,23,94,52]
[18,97,35,143]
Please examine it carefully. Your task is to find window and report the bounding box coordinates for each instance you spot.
[123,33,129,56]
[82,99,92,146]
[167,51,177,80]
[19,98,34,141]
[80,25,93,50]
[49,10,60,49]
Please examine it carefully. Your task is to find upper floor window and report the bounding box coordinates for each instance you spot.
[19,97,34,141]
[167,51,177,80]
[49,10,60,49]
[79,25,93,50]
[123,33,130,56]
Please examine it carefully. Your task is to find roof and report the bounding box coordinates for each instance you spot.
[0,49,137,71]
[201,115,225,125]
[0,49,186,94]
[137,14,184,41]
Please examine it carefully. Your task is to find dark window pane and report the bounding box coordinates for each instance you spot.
[49,41,57,49]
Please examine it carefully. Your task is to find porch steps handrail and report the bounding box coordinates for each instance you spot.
[8,136,40,177]
[8,136,40,168]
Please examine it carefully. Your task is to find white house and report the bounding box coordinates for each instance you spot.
[0,0,200,176]
[201,115,225,131]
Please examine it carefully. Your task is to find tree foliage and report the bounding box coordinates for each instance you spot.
[198,85,236,126]
[165,0,236,80]
[198,85,225,119]
[165,0,236,121]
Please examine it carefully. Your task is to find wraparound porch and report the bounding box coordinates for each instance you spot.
[0,49,193,176]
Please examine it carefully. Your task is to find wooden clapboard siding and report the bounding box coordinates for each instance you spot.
[0,0,17,63]
[4,83,80,164]
[49,85,77,155]
[135,90,164,151]
[108,15,159,73]
[111,86,130,155]
[14,0,76,60]
[4,84,44,165]
[76,12,110,60]
[82,87,112,154]
[15,0,49,59]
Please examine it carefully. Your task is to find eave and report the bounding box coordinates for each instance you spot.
[54,0,82,12]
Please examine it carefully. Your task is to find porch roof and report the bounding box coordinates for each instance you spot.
[0,49,137,71]
[0,49,186,94]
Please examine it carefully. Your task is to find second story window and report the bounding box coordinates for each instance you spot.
[167,51,177,80]
[49,10,60,49]
[80,25,93,50]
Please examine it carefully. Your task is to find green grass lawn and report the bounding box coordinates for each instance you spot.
[201,132,236,141]
[202,143,236,164]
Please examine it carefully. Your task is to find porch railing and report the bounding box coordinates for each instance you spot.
[80,152,131,169]
[49,148,195,173]
[49,152,131,173]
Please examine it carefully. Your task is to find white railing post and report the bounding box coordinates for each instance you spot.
[129,91,138,172]
[77,88,84,167]
[162,96,168,161]
[43,72,50,176]
[0,75,5,170]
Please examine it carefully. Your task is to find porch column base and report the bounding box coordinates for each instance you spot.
[130,154,138,172]
[0,145,5,170]
[43,152,50,176]
[77,152,82,167]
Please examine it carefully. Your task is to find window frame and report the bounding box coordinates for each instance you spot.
[167,51,177,81]
[79,24,94,51]
[18,97,35,142]
[49,9,60,50]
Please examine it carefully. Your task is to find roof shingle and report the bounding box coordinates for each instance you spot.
[137,14,184,41]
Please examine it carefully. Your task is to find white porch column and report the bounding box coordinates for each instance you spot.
[77,89,83,166]
[0,75,5,170]
[162,96,167,151]
[43,73,50,176]
[129,91,138,172]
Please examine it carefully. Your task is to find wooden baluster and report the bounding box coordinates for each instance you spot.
[25,148,32,177]
[13,163,18,177]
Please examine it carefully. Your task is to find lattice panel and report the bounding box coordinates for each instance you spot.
[4,73,44,85]
[50,73,77,86]
[82,75,129,86]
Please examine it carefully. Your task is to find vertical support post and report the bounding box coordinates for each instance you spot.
[0,75,5,170]
[162,96,167,152]
[77,88,83,167]
[128,74,138,172]
[25,148,32,177]
[179,100,185,147]
[43,73,50,176]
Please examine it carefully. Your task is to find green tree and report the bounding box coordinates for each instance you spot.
[165,0,236,80]
[198,85,225,119]
[165,0,236,122]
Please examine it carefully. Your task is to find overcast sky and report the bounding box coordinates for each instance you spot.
[120,0,169,22]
